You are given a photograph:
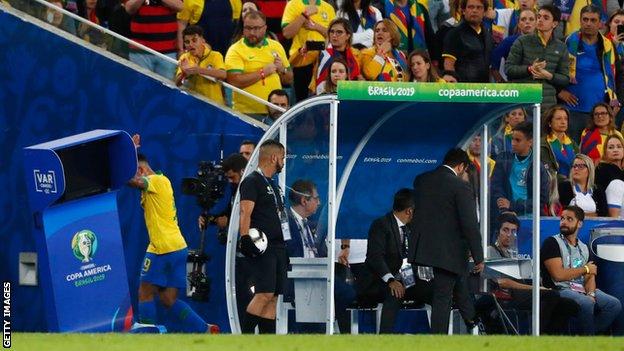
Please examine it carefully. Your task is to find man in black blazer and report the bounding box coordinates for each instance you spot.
[284,179,354,333]
[357,188,433,333]
[286,179,325,258]
[410,148,485,334]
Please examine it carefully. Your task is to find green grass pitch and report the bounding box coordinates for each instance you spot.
[9,334,624,351]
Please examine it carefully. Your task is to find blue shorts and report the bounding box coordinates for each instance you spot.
[140,248,188,289]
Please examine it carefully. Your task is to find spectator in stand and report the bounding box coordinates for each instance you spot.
[490,8,537,83]
[558,5,620,143]
[428,0,451,33]
[466,133,495,178]
[505,5,569,110]
[239,140,256,160]
[605,10,624,118]
[580,102,623,164]
[431,0,461,64]
[596,134,624,218]
[383,0,434,55]
[491,121,550,216]
[125,0,182,79]
[282,0,335,102]
[490,107,527,160]
[264,88,290,124]
[232,1,280,43]
[361,19,408,81]
[77,0,108,48]
[442,0,493,82]
[408,49,444,82]
[487,0,537,46]
[312,18,362,95]
[549,0,608,38]
[255,0,288,39]
[541,105,578,183]
[323,57,350,93]
[41,0,78,35]
[336,0,383,49]
[175,25,226,105]
[225,11,293,118]
[232,1,260,43]
[558,154,604,217]
[441,69,459,83]
[176,0,238,56]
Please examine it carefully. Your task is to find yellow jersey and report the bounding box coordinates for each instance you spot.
[177,44,225,105]
[140,173,187,254]
[177,0,241,22]
[282,0,335,67]
[225,37,290,114]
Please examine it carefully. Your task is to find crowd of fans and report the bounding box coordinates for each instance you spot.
[16,0,624,123]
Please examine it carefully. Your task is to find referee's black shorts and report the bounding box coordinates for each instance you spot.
[251,243,288,295]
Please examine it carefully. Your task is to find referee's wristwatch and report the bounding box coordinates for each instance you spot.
[340,244,350,250]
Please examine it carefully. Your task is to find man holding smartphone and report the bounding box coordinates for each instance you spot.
[558,5,620,142]
[282,0,335,101]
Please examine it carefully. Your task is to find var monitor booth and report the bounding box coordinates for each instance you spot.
[23,130,137,332]
[225,81,550,335]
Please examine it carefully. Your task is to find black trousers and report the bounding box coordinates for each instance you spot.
[292,64,313,102]
[431,267,475,333]
[358,278,433,333]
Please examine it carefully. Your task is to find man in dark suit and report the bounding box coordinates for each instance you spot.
[357,188,433,333]
[286,179,325,258]
[410,148,485,334]
[284,179,354,333]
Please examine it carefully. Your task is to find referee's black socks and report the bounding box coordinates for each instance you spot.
[258,317,276,334]
[242,312,260,334]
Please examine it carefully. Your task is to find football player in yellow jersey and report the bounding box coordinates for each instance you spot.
[128,134,218,333]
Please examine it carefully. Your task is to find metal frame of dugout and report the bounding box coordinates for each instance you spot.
[224,81,544,335]
[23,129,137,332]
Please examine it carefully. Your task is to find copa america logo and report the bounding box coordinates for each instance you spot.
[71,230,98,263]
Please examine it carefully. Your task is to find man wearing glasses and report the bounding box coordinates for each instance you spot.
[225,11,293,120]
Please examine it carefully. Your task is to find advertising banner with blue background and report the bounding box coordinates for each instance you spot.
[43,193,133,332]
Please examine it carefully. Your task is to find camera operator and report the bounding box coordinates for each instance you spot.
[197,153,247,232]
[238,140,288,334]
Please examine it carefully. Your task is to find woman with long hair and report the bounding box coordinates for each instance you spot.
[541,105,578,181]
[408,50,443,82]
[312,18,361,95]
[595,134,624,217]
[361,19,408,82]
[491,9,537,83]
[336,0,382,48]
[605,9,624,117]
[558,154,602,217]
[323,57,349,94]
[580,102,623,164]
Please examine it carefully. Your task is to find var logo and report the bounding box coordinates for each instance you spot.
[33,170,57,194]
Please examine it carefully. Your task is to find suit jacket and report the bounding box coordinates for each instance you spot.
[358,212,405,295]
[285,208,327,258]
[409,166,484,275]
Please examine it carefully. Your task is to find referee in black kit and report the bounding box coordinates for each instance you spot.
[238,140,290,334]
